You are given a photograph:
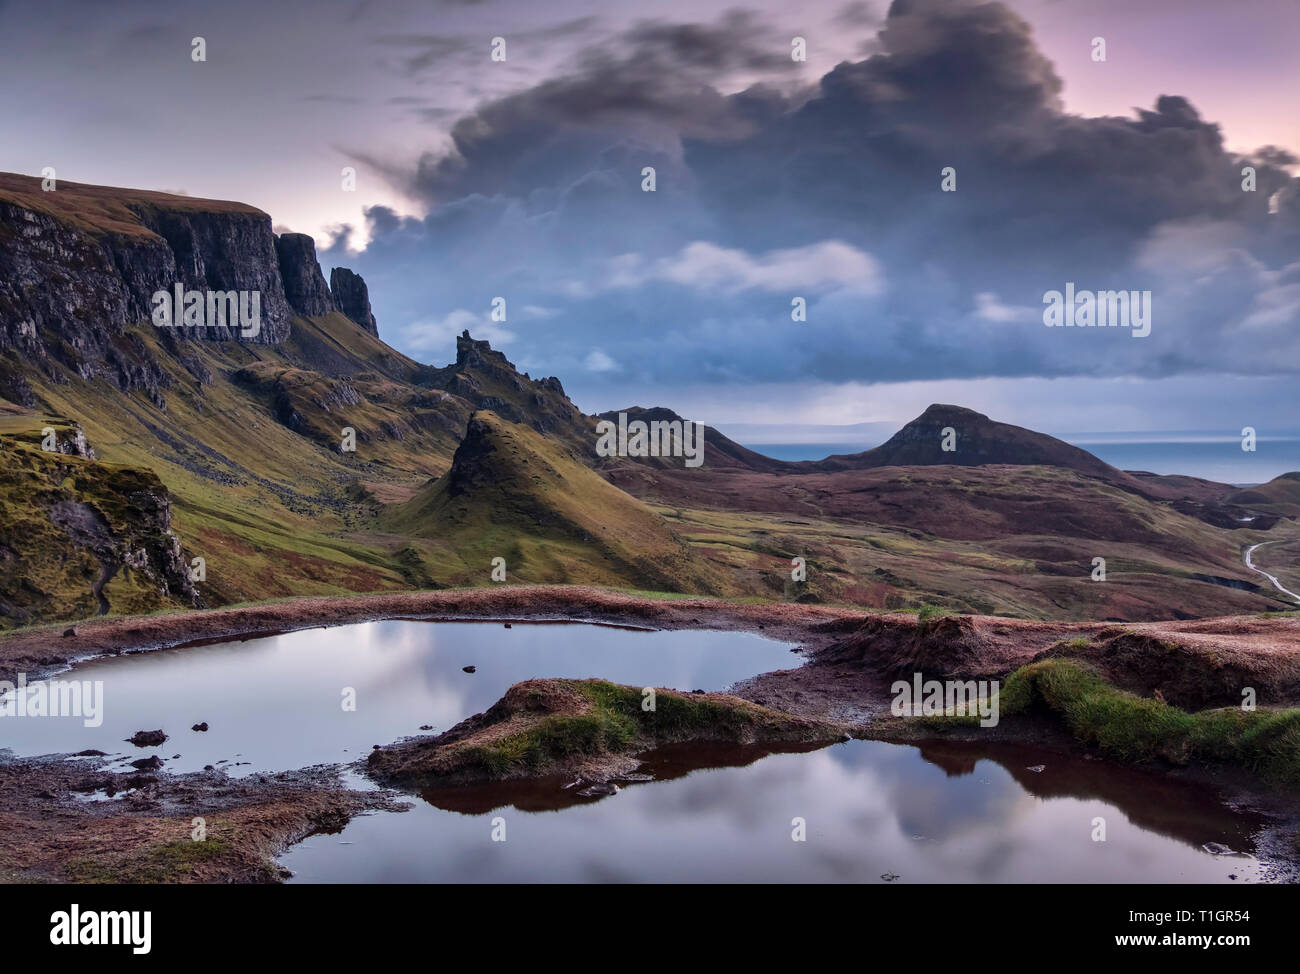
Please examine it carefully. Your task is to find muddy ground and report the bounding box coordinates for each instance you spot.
[2,585,1299,882]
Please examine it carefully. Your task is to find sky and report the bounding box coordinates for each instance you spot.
[1,0,1298,435]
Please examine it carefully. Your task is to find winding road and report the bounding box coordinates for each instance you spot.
[1244,541,1300,605]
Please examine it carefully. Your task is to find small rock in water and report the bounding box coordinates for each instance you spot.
[462,665,476,673]
[74,749,107,757]
[1202,842,1237,856]
[126,729,167,747]
[191,722,209,732]
[62,627,76,638]
[1026,764,1046,773]
[419,724,433,731]
[130,756,164,771]
[504,623,512,629]
[839,733,852,742]
[881,872,900,882]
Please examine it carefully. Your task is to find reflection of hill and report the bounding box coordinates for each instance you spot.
[418,740,831,815]
[914,740,1268,854]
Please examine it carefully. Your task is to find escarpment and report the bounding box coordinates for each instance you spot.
[0,173,381,405]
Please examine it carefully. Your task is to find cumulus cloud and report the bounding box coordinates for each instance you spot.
[605,241,883,295]
[402,308,516,353]
[324,0,1299,398]
[584,349,621,373]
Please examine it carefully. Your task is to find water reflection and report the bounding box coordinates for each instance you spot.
[283,738,1270,883]
[0,621,797,775]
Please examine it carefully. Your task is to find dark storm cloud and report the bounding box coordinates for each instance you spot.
[374,16,602,77]
[328,0,1300,391]
[832,2,881,28]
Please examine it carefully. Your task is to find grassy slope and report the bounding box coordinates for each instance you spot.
[0,435,193,623]
[921,658,1300,787]
[645,465,1299,621]
[12,315,460,610]
[380,411,726,594]
[8,325,1297,622]
[2,170,1295,624]
[0,173,263,239]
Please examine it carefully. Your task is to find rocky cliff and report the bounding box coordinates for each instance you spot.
[329,267,378,336]
[276,232,336,317]
[413,330,592,454]
[0,173,380,408]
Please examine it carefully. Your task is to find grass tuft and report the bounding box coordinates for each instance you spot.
[990,659,1300,786]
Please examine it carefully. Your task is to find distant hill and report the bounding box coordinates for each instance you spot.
[596,406,789,472]
[1228,473,1300,516]
[1,170,1296,626]
[802,404,1132,482]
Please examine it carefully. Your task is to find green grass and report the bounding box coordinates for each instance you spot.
[67,838,233,884]
[462,680,792,776]
[917,603,957,623]
[974,659,1300,786]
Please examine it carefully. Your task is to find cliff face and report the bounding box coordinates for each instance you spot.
[0,173,380,408]
[329,266,378,336]
[276,232,336,317]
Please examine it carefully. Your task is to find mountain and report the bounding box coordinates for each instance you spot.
[801,404,1138,483]
[0,171,1295,626]
[382,411,722,593]
[418,331,594,456]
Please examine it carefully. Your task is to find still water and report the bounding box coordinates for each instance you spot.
[1,620,1278,882]
[283,736,1271,883]
[0,620,798,775]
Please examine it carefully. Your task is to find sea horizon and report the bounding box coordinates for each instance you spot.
[725,427,1300,486]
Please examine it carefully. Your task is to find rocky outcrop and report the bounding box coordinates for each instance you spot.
[0,430,200,627]
[275,233,336,317]
[412,331,592,450]
[0,174,294,404]
[329,267,378,336]
[367,678,841,787]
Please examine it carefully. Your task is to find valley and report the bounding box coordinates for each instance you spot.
[2,173,1299,885]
